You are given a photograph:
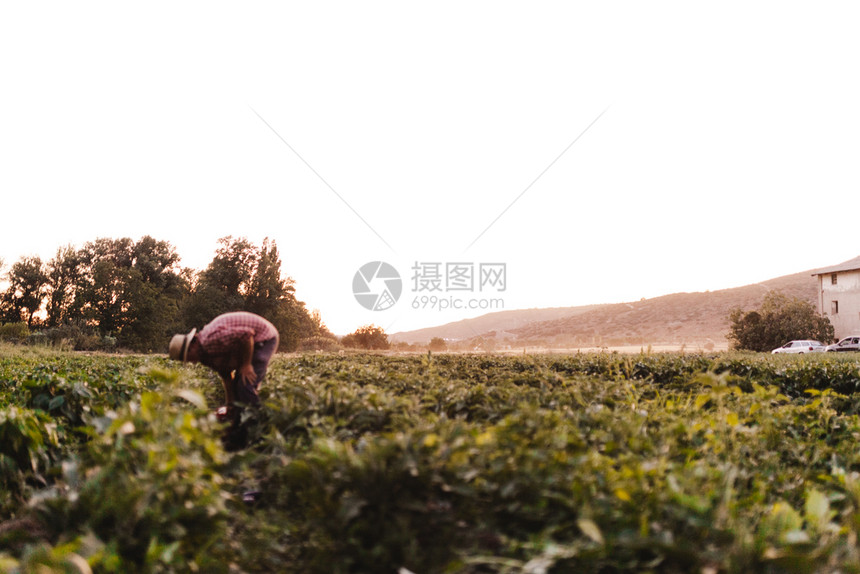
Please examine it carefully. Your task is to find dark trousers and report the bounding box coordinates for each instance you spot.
[235,334,279,406]
[224,335,278,451]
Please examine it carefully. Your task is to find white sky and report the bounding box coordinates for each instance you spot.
[2,2,859,336]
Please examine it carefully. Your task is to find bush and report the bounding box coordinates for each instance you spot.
[0,406,59,491]
[341,325,389,350]
[28,382,231,571]
[428,337,447,352]
[298,335,343,352]
[727,290,834,351]
[391,341,418,351]
[13,351,860,571]
[39,324,107,352]
[0,323,30,343]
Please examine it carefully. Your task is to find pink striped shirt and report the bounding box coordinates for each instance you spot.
[197,312,278,355]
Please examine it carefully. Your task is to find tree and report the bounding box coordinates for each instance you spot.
[75,238,136,335]
[183,236,321,351]
[65,237,188,350]
[183,236,256,326]
[341,325,390,350]
[245,238,287,318]
[428,337,447,352]
[1,235,324,352]
[122,237,189,351]
[727,291,835,352]
[308,309,334,339]
[2,256,48,327]
[45,245,83,327]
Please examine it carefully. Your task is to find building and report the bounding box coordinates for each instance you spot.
[811,255,860,340]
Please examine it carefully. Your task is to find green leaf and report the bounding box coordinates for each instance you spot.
[176,389,206,410]
[614,488,632,502]
[804,488,835,532]
[577,518,604,544]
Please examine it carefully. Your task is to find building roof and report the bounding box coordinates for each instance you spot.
[811,255,860,276]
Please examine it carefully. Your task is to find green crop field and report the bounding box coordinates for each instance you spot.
[4,346,860,573]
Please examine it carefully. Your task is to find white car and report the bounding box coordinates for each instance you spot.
[771,340,826,354]
[825,336,860,352]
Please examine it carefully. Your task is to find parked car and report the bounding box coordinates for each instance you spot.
[771,340,826,354]
[825,336,860,352]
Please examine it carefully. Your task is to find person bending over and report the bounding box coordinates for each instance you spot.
[169,311,279,448]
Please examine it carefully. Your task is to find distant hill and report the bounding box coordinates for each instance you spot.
[390,270,818,347]
[389,305,603,344]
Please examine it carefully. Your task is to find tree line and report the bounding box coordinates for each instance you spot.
[0,236,332,352]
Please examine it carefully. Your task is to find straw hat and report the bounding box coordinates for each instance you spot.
[168,328,197,361]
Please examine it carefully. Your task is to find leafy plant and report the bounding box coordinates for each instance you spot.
[4,349,860,571]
